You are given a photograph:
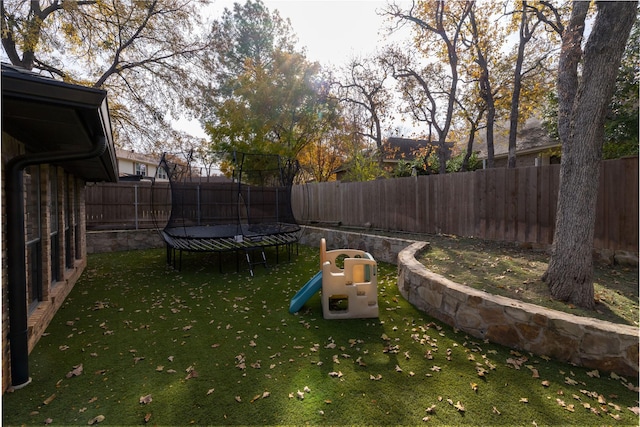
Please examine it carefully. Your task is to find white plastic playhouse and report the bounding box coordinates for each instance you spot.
[319,238,379,319]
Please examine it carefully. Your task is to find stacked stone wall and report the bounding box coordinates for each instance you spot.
[397,242,639,377]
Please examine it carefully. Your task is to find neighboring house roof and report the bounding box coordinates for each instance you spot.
[116,148,160,165]
[1,63,118,182]
[382,137,431,162]
[476,117,560,160]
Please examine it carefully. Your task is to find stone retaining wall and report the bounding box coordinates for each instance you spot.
[298,226,416,264]
[87,229,165,254]
[397,241,639,377]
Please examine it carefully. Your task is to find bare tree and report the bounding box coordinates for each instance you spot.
[333,55,393,163]
[384,0,472,174]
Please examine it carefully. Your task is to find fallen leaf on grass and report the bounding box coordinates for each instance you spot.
[44,418,53,425]
[628,406,640,416]
[66,364,83,378]
[144,413,152,423]
[450,401,465,412]
[328,371,343,378]
[139,394,152,405]
[425,404,436,414]
[565,377,579,386]
[519,398,529,403]
[370,374,382,381]
[87,414,105,425]
[492,406,501,415]
[43,394,57,405]
[586,369,600,378]
[470,382,478,392]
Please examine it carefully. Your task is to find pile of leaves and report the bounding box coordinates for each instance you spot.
[3,246,638,425]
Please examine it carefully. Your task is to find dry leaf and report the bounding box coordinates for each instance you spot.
[296,390,305,400]
[144,413,152,423]
[425,404,436,414]
[370,374,382,381]
[470,382,478,392]
[44,418,53,425]
[139,394,152,405]
[628,406,640,416]
[564,377,578,386]
[453,401,465,412]
[541,380,550,387]
[87,415,105,425]
[235,396,242,403]
[586,369,600,378]
[492,406,501,415]
[43,394,57,405]
[66,364,84,378]
[262,391,270,399]
[519,397,529,403]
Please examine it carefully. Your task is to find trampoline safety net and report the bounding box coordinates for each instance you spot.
[153,152,301,274]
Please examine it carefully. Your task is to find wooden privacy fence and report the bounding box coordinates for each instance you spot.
[85,158,637,252]
[291,157,638,252]
[85,181,171,231]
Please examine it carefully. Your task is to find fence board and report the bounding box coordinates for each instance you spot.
[88,159,637,251]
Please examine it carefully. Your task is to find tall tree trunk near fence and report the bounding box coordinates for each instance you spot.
[542,1,637,309]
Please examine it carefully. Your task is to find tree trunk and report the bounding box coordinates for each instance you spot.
[542,1,637,309]
[507,3,530,169]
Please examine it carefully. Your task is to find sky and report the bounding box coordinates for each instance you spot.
[209,0,407,66]
[178,0,411,137]
[263,1,403,66]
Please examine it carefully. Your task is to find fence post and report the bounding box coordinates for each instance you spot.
[134,184,139,230]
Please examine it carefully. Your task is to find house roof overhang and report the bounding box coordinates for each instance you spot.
[1,63,118,182]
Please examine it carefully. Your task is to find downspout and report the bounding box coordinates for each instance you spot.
[6,136,106,389]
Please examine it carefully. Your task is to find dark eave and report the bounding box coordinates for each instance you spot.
[1,63,118,182]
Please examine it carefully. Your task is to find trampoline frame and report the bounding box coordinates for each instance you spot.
[153,152,301,275]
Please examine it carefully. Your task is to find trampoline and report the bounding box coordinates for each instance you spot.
[153,152,301,275]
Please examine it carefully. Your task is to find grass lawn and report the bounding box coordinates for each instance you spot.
[3,244,639,426]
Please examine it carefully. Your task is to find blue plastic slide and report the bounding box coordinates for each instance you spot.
[289,271,323,313]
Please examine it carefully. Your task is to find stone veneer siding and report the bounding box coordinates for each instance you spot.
[397,241,639,377]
